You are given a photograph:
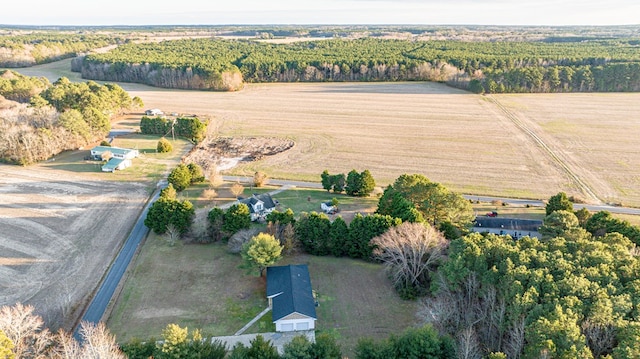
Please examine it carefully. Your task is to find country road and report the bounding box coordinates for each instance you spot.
[224,176,640,215]
[73,184,163,340]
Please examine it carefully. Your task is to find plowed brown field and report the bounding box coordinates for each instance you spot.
[0,164,148,328]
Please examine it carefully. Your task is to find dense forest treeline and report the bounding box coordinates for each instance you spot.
[0,33,117,67]
[0,71,140,164]
[75,37,640,92]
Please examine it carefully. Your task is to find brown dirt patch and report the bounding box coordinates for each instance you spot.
[184,136,294,171]
[0,163,148,329]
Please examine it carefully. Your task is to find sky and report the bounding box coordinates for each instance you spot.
[1,0,639,26]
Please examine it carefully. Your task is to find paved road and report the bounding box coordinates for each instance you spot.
[73,185,162,340]
[223,176,640,215]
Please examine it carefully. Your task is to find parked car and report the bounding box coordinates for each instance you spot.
[486,211,498,217]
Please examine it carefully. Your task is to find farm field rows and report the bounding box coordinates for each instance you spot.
[0,164,148,328]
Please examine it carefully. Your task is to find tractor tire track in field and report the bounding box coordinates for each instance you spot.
[487,95,602,204]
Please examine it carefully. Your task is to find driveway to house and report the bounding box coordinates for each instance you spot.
[222,176,640,216]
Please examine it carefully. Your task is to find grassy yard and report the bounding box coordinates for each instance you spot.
[107,238,418,357]
[273,188,379,223]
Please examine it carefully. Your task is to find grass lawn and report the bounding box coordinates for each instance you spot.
[107,239,418,357]
[108,239,268,341]
[273,188,379,217]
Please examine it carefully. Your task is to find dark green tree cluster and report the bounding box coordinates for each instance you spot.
[544,192,640,245]
[355,325,454,359]
[321,169,374,197]
[140,116,208,143]
[376,174,473,236]
[124,330,341,359]
[585,210,640,245]
[0,33,116,67]
[207,203,251,241]
[345,169,376,197]
[433,230,640,358]
[545,191,574,215]
[79,39,246,91]
[294,211,400,259]
[79,37,640,93]
[0,70,50,102]
[168,163,205,191]
[144,185,195,235]
[320,170,345,193]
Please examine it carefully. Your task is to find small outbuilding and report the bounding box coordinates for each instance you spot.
[266,264,317,332]
[101,158,132,172]
[145,108,164,116]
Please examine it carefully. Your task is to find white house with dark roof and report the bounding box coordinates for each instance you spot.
[239,193,278,221]
[266,264,317,332]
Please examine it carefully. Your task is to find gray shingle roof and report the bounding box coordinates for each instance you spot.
[240,193,277,214]
[266,264,317,321]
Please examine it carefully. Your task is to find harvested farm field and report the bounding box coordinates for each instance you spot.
[0,164,148,328]
[124,82,572,201]
[491,93,640,207]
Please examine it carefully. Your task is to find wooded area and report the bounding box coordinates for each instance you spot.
[0,33,116,67]
[76,37,640,92]
[0,71,139,164]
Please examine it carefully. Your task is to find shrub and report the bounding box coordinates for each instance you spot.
[157,137,172,153]
[187,162,205,183]
[168,164,192,191]
[253,171,268,187]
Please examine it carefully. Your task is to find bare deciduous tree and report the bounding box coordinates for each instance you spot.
[207,165,223,188]
[227,228,260,254]
[581,320,617,358]
[230,182,244,199]
[253,171,268,187]
[457,327,483,359]
[165,223,181,246]
[371,222,448,290]
[0,303,54,358]
[78,321,126,359]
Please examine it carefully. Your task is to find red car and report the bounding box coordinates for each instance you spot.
[486,211,498,217]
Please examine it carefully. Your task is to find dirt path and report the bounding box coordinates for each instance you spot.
[486,95,602,204]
